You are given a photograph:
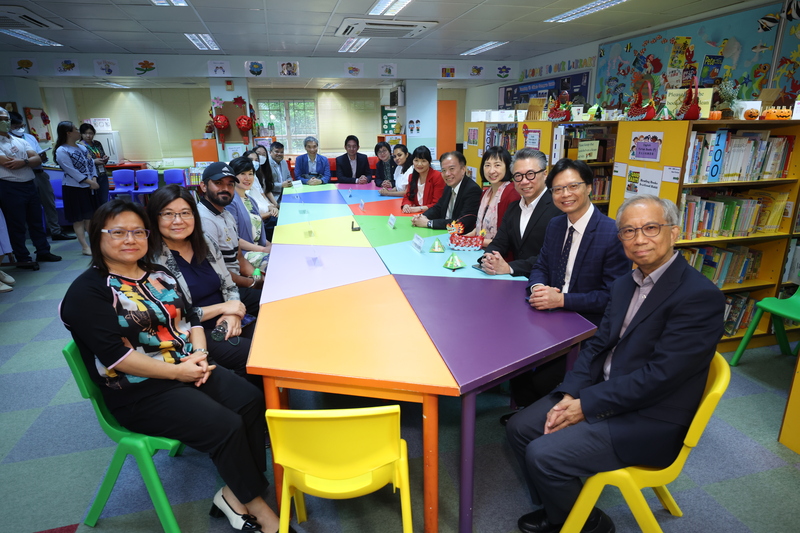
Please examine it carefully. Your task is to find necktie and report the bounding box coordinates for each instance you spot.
[554,226,574,290]
[447,190,456,219]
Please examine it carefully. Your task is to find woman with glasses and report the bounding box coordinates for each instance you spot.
[61,200,285,533]
[378,144,413,197]
[400,145,444,214]
[54,121,100,256]
[373,141,397,189]
[144,184,258,386]
[465,146,520,247]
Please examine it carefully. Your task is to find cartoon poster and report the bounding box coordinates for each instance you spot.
[12,58,37,75]
[469,65,485,78]
[440,65,456,78]
[700,55,724,85]
[133,59,157,76]
[668,37,692,69]
[54,59,80,76]
[625,166,661,199]
[379,63,397,78]
[245,61,264,77]
[408,118,421,137]
[467,127,479,146]
[345,63,363,77]
[629,131,664,162]
[278,61,298,77]
[208,61,230,77]
[771,9,800,106]
[93,59,120,76]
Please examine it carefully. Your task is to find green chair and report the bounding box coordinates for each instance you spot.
[62,340,185,532]
[729,291,800,366]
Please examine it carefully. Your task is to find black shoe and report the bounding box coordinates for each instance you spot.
[52,233,76,240]
[500,410,519,426]
[582,508,614,533]
[16,261,40,270]
[36,252,62,262]
[518,509,561,533]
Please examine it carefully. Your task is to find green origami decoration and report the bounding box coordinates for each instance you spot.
[443,252,466,271]
[429,238,445,253]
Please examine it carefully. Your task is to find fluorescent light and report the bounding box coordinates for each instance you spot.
[322,83,341,89]
[460,41,508,56]
[151,0,188,5]
[339,37,369,52]
[103,82,130,89]
[0,29,62,46]
[185,33,219,50]
[545,0,628,23]
[368,0,413,16]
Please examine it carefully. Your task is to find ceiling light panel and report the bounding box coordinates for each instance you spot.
[0,29,62,46]
[339,37,369,52]
[545,0,628,23]
[185,33,219,50]
[460,41,507,56]
[151,0,189,6]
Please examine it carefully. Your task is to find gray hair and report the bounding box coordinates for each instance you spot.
[0,106,7,115]
[512,148,547,171]
[303,136,319,147]
[616,194,679,229]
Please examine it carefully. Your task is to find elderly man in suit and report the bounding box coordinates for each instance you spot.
[479,148,561,278]
[411,151,481,233]
[506,194,725,533]
[335,135,372,184]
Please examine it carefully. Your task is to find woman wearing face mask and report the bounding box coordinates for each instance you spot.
[378,144,413,197]
[294,136,330,185]
[253,144,282,202]
[243,150,278,242]
[226,157,270,272]
[78,123,110,205]
[54,121,100,255]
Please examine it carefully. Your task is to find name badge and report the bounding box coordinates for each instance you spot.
[411,233,425,253]
[387,213,396,229]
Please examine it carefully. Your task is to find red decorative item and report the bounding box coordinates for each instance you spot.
[547,95,571,122]
[236,115,253,131]
[233,96,246,109]
[446,217,483,250]
[675,76,700,120]
[40,110,50,125]
[626,81,656,121]
[213,114,230,149]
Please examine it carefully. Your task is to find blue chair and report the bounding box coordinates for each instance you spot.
[108,169,135,200]
[48,171,70,227]
[164,168,186,187]
[133,169,159,202]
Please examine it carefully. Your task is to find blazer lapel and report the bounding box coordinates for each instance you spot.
[521,191,554,242]
[568,209,601,290]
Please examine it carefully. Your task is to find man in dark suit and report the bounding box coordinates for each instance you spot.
[480,148,561,278]
[411,151,481,233]
[506,195,726,533]
[335,135,372,184]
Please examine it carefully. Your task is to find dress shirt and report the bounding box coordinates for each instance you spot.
[518,188,547,238]
[417,182,426,205]
[0,134,35,182]
[561,203,594,293]
[307,157,318,174]
[446,180,463,219]
[349,157,357,180]
[603,250,680,380]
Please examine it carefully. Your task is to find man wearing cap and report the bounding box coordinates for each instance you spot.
[198,162,262,316]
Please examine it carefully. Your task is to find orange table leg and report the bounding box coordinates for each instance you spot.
[279,387,290,409]
[422,394,439,533]
[264,376,284,507]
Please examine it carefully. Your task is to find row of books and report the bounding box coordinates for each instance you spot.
[485,124,518,153]
[683,128,794,184]
[680,245,762,288]
[723,292,758,337]
[678,188,789,240]
[591,177,610,201]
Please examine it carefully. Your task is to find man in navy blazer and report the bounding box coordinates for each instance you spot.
[335,135,372,184]
[507,195,725,533]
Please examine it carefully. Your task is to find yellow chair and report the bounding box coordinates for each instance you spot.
[560,352,730,533]
[266,405,413,533]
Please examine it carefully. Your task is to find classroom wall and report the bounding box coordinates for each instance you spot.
[438,88,466,144]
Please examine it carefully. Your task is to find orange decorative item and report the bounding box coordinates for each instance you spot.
[708,110,722,120]
[676,76,700,120]
[762,108,778,120]
[744,108,760,120]
[776,107,792,119]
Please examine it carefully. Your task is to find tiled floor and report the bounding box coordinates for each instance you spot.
[1,236,799,533]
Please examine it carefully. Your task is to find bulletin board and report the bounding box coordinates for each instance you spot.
[23,107,51,142]
[500,72,590,109]
[595,3,782,110]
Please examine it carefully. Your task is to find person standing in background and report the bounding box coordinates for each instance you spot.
[79,123,110,205]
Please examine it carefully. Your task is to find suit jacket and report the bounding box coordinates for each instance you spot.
[556,254,725,467]
[374,159,398,187]
[294,153,331,184]
[335,153,372,183]
[424,177,482,232]
[401,170,445,209]
[484,191,561,277]
[527,208,631,325]
[269,157,291,183]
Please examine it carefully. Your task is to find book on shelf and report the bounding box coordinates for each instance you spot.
[485,123,518,152]
[678,187,788,240]
[784,238,800,284]
[773,285,800,331]
[680,245,762,288]
[723,292,755,336]
[682,128,794,184]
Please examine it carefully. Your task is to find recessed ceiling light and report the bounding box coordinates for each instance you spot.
[0,29,63,46]
[322,83,341,89]
[460,41,508,56]
[339,37,369,53]
[544,0,628,23]
[368,0,414,16]
[151,0,188,6]
[103,82,130,89]
[185,33,219,50]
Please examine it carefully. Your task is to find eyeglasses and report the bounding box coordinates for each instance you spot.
[550,181,586,196]
[159,210,194,220]
[617,224,674,241]
[101,228,150,240]
[512,169,546,182]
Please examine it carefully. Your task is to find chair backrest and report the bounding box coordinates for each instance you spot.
[62,340,130,444]
[163,168,186,186]
[50,173,63,199]
[684,352,731,448]
[112,169,135,186]
[136,169,159,186]
[267,405,402,481]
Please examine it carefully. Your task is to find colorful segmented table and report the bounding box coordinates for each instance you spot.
[248,183,596,533]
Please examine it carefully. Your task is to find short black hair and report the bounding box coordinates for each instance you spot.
[89,200,157,276]
[79,123,96,135]
[270,141,284,151]
[229,156,255,176]
[545,158,594,190]
[440,151,466,167]
[345,135,359,147]
[479,147,513,182]
[8,111,23,126]
[374,141,391,156]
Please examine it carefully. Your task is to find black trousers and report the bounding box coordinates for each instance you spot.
[111,367,268,504]
[205,322,261,389]
[239,286,262,318]
[0,179,50,262]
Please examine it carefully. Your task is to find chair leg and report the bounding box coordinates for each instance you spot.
[132,444,181,533]
[169,442,186,457]
[652,486,682,517]
[618,480,663,533]
[279,480,295,533]
[560,476,606,533]
[84,445,128,527]
[294,488,307,524]
[729,308,765,366]
[398,442,413,533]
[772,315,793,356]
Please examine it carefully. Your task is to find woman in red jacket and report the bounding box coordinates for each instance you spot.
[400,145,445,214]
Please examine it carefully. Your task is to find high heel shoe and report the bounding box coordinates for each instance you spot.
[209,488,262,532]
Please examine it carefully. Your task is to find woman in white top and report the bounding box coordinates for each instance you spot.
[379,144,413,197]
[54,121,99,255]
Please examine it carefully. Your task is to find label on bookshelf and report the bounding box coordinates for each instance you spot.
[625,166,661,198]
[662,166,681,183]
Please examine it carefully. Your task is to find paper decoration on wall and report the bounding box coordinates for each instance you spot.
[379,63,397,78]
[497,65,511,78]
[13,58,37,75]
[24,107,51,142]
[279,61,299,76]
[93,59,120,76]
[232,96,246,109]
[134,59,157,76]
[440,65,456,78]
[345,63,364,77]
[467,127,479,146]
[469,65,485,77]
[629,131,663,162]
[208,61,230,77]
[245,60,264,77]
[54,59,80,76]
[212,97,224,109]
[407,118,421,137]
[90,118,112,133]
[519,57,596,82]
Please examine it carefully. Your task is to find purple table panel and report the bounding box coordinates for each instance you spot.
[281,190,347,204]
[336,183,379,190]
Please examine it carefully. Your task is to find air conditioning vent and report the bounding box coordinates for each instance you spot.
[0,6,61,30]
[335,18,437,39]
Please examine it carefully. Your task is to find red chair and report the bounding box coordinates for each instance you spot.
[133,169,159,203]
[108,169,135,200]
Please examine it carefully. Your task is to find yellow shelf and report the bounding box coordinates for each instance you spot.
[682,178,797,188]
[719,279,776,293]
[677,231,790,246]
[591,200,610,205]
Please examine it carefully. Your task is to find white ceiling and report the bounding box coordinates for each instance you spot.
[0,0,761,89]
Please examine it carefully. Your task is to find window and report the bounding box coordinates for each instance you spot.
[257,99,318,153]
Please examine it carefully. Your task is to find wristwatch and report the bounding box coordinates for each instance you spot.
[194,307,204,321]
[23,158,29,166]
[427,220,433,228]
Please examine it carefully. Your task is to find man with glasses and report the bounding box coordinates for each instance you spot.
[506,194,725,533]
[411,151,481,232]
[480,148,560,278]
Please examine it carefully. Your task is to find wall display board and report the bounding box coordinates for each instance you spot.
[774,13,800,107]
[595,3,782,110]
[499,72,590,109]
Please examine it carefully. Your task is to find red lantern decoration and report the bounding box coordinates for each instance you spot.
[213,114,230,149]
[236,115,253,145]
